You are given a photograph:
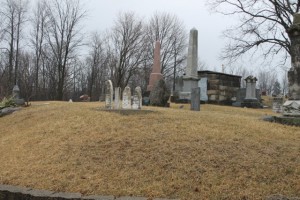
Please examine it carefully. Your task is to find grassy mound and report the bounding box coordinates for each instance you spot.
[0,102,299,199]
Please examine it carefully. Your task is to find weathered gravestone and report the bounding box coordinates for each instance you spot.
[132,87,142,110]
[233,88,261,107]
[273,97,283,113]
[191,87,200,111]
[114,87,121,109]
[241,76,262,108]
[122,86,131,109]
[12,85,24,105]
[12,85,20,99]
[199,78,208,102]
[132,95,140,110]
[105,80,113,109]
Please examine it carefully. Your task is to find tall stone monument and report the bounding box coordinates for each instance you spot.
[283,13,300,116]
[180,28,200,100]
[147,41,163,92]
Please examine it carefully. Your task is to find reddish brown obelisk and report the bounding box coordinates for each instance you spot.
[147,41,163,91]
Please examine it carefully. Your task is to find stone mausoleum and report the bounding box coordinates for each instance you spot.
[198,71,241,105]
[175,70,241,105]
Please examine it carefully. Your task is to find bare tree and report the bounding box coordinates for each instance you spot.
[145,12,187,90]
[198,60,208,71]
[208,0,300,66]
[45,0,85,100]
[85,32,108,100]
[0,0,28,95]
[30,0,47,99]
[109,12,145,90]
[257,69,278,95]
[13,0,27,86]
[18,50,34,105]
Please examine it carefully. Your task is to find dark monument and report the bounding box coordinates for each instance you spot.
[12,85,25,106]
[283,13,300,116]
[241,76,262,108]
[190,87,200,111]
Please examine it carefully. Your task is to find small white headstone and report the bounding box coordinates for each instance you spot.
[114,87,121,109]
[132,95,139,109]
[105,80,113,109]
[122,86,131,109]
[135,86,142,109]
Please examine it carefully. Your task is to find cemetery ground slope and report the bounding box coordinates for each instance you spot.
[0,102,299,200]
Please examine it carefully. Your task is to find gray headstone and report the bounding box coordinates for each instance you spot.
[245,76,258,100]
[132,87,142,109]
[198,77,208,101]
[135,86,143,109]
[236,88,261,102]
[12,84,25,105]
[191,87,200,111]
[132,95,139,109]
[114,87,121,109]
[273,97,283,113]
[12,85,20,99]
[105,80,113,109]
[122,86,131,109]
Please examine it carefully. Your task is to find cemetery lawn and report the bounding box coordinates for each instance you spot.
[0,102,299,200]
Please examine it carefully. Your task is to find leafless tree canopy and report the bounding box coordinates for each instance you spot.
[109,12,145,90]
[5,0,291,100]
[208,0,300,65]
[145,12,187,77]
[45,0,86,100]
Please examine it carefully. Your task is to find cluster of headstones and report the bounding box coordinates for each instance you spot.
[105,80,142,110]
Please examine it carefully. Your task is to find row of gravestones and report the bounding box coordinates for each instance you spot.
[105,80,142,110]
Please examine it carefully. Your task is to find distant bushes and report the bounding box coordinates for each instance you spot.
[0,96,16,109]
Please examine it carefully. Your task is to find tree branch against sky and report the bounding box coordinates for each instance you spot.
[207,0,300,68]
[45,0,86,100]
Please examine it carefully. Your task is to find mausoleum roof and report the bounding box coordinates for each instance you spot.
[198,70,242,78]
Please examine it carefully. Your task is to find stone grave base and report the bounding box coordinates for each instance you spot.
[263,115,300,126]
[283,100,300,116]
[95,108,155,116]
[0,107,21,117]
[13,98,25,106]
[241,99,262,108]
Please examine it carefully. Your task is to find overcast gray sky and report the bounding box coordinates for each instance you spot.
[82,0,237,72]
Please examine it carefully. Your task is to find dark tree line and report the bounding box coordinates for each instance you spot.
[0,0,187,101]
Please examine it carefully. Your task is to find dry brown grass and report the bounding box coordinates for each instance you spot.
[0,101,299,200]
